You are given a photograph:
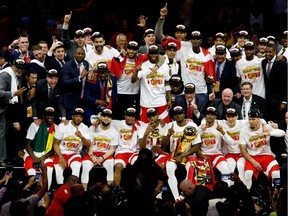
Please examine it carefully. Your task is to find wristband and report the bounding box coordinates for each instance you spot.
[165,85,171,91]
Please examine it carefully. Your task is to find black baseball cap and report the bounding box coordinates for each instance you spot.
[173,106,185,115]
[205,106,217,115]
[226,108,238,116]
[43,107,55,116]
[72,108,84,116]
[125,107,136,116]
[146,108,158,117]
[101,109,112,117]
[248,108,261,118]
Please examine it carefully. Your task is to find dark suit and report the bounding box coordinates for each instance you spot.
[262,58,287,122]
[83,75,117,125]
[44,54,68,72]
[32,79,65,124]
[3,48,34,63]
[204,98,242,120]
[236,94,268,120]
[61,59,89,119]
[62,28,79,60]
[27,62,47,80]
[217,59,240,96]
[174,95,203,126]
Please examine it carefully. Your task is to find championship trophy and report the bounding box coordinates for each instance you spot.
[171,126,197,165]
[148,128,161,158]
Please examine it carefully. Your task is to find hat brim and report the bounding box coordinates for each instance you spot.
[73,111,84,116]
[15,65,26,69]
[215,51,226,55]
[97,69,109,73]
[173,111,185,115]
[184,90,195,93]
[44,111,55,116]
[206,111,217,115]
[191,36,202,39]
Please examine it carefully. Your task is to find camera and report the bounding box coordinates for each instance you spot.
[33,162,40,169]
[205,174,212,184]
[273,178,281,188]
[160,185,168,192]
[35,170,41,181]
[221,174,231,181]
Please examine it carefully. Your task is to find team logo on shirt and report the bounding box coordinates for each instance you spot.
[201,133,216,146]
[249,135,267,148]
[242,66,261,80]
[93,136,110,149]
[124,63,135,75]
[146,73,164,86]
[227,131,240,141]
[119,129,132,141]
[186,59,204,72]
[63,136,81,149]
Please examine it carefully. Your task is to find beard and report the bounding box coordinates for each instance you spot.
[101,121,111,127]
[95,45,103,53]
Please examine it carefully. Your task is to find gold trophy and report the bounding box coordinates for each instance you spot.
[148,128,161,157]
[171,126,197,165]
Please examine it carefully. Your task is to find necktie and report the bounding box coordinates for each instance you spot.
[100,81,106,101]
[280,47,286,55]
[78,63,85,99]
[48,88,53,104]
[267,61,272,78]
[216,64,221,81]
[59,60,64,67]
[187,102,192,119]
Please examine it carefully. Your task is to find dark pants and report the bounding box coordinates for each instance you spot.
[113,94,140,120]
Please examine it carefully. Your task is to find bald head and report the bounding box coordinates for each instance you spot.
[222,88,233,106]
[179,179,196,196]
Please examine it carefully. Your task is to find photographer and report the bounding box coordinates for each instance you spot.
[0,164,48,216]
[179,179,211,216]
[123,148,167,216]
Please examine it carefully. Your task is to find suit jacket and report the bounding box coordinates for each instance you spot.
[32,79,65,121]
[44,54,67,73]
[174,95,203,126]
[0,70,26,123]
[204,98,242,120]
[27,62,47,80]
[262,58,287,105]
[62,28,78,60]
[0,71,13,114]
[83,75,117,121]
[3,48,34,63]
[61,59,89,111]
[218,59,240,95]
[236,94,268,120]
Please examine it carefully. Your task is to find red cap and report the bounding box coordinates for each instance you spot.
[162,37,181,50]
